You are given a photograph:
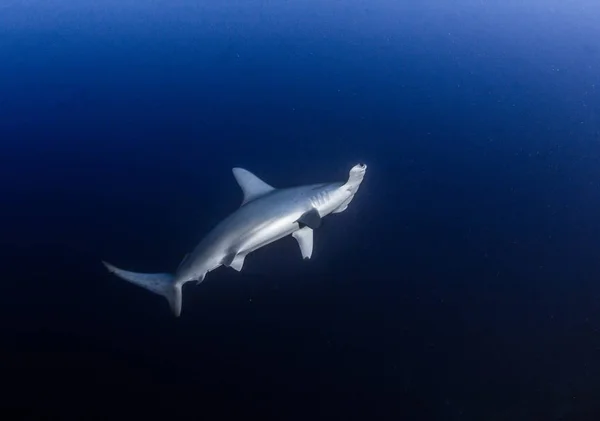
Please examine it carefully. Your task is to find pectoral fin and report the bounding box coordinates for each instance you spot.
[292,226,314,259]
[297,208,321,229]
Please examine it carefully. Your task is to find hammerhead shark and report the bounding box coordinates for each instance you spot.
[103,163,367,316]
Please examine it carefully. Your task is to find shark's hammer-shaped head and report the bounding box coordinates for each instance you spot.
[351,162,367,175]
[327,163,367,214]
[346,163,367,190]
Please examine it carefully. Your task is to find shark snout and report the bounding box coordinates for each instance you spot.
[345,163,367,188]
[351,163,367,174]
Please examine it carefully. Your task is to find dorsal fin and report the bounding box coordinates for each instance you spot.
[232,168,275,206]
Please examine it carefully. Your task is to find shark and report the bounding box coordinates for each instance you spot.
[102,163,367,317]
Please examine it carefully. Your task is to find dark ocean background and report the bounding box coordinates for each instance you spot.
[2,1,600,419]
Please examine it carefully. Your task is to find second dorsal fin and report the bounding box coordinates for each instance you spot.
[231,168,275,206]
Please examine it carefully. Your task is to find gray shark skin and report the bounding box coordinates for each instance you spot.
[103,163,367,317]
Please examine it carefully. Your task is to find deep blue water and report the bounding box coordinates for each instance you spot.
[2,1,600,419]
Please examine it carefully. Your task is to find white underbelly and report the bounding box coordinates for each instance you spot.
[237,220,299,256]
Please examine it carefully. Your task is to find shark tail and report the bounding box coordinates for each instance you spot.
[102,261,183,317]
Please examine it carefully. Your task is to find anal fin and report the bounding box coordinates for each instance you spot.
[292,226,314,259]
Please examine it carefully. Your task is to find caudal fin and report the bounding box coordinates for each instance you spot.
[102,261,183,317]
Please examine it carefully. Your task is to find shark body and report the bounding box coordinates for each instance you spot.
[103,163,367,316]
